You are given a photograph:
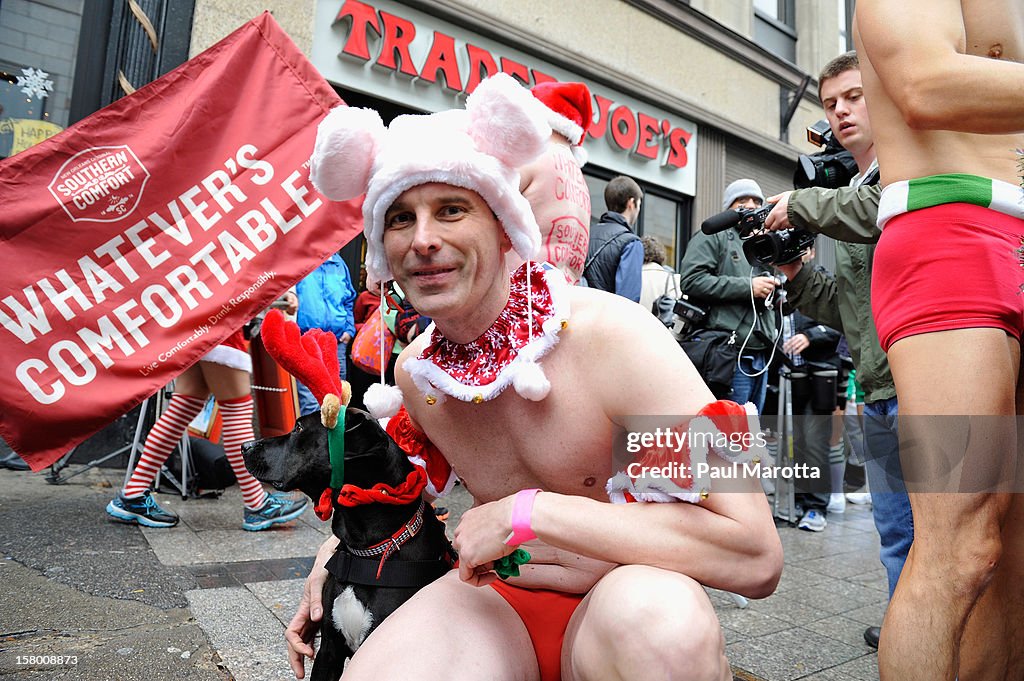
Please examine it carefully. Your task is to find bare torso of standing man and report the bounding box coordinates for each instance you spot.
[855,0,1024,186]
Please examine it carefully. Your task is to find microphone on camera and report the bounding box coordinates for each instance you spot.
[700,209,743,235]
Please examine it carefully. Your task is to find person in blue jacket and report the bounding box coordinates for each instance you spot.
[294,252,357,416]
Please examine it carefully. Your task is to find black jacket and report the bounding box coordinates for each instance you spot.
[583,212,639,293]
[790,308,842,370]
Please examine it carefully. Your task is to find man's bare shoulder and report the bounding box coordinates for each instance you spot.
[567,286,666,339]
[563,286,694,375]
[564,286,716,421]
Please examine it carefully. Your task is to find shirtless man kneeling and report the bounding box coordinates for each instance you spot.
[288,73,782,681]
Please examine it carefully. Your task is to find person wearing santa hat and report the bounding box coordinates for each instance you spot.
[510,81,594,285]
[285,73,781,681]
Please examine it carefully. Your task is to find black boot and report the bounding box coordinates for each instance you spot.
[864,625,880,649]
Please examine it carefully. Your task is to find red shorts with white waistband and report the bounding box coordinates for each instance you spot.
[872,203,1024,352]
[489,579,584,681]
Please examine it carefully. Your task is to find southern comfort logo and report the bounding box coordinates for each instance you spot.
[47,145,150,223]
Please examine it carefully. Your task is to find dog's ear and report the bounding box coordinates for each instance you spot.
[340,408,414,488]
[343,408,389,451]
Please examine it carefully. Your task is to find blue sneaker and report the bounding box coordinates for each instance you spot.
[797,509,827,532]
[243,492,308,531]
[106,491,179,528]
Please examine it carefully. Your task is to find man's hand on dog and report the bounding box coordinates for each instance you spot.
[286,535,339,678]
[453,495,520,586]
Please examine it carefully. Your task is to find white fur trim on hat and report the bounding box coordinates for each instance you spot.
[309,73,551,286]
[570,145,588,167]
[545,113,585,150]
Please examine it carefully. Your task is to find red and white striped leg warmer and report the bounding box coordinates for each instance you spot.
[218,395,268,510]
[123,394,206,498]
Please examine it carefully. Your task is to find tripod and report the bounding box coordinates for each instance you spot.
[771,367,799,524]
[46,384,195,499]
[45,396,155,485]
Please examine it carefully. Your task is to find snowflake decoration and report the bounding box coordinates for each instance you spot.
[16,67,53,100]
[1017,148,1024,209]
[1017,148,1024,191]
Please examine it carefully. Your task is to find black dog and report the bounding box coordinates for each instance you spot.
[242,408,454,681]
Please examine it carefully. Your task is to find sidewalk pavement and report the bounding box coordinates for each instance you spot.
[0,465,885,680]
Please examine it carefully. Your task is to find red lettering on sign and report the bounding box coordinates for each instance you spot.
[500,57,530,86]
[635,112,660,160]
[588,95,613,139]
[377,11,418,77]
[465,44,498,93]
[610,105,637,151]
[328,4,694,174]
[531,69,557,85]
[337,0,380,61]
[666,127,692,169]
[420,31,462,91]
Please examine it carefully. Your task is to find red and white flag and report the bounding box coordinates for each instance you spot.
[0,13,361,470]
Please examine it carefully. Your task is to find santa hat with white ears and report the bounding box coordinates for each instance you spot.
[309,72,552,287]
[308,73,553,419]
[530,81,593,165]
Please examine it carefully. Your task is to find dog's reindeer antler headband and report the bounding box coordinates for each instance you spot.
[261,309,352,519]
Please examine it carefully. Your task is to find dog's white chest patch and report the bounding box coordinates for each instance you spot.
[332,587,374,651]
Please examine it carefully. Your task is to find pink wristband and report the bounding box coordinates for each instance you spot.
[504,488,541,546]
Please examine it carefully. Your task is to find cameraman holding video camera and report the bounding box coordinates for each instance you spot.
[762,51,913,650]
[679,179,780,413]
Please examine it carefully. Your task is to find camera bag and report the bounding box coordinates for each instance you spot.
[680,328,739,399]
[679,309,753,399]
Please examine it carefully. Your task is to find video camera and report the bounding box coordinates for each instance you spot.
[793,119,858,189]
[700,118,859,267]
[700,204,815,267]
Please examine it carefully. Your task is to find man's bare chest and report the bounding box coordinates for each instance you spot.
[414,384,616,502]
[962,0,1024,61]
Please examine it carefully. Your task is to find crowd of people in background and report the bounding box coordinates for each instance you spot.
[3,5,1012,678]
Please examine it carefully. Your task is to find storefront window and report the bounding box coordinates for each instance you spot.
[0,66,62,159]
[584,172,688,270]
[642,193,679,268]
[838,0,855,53]
[0,0,84,158]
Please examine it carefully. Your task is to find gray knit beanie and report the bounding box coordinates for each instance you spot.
[722,178,765,210]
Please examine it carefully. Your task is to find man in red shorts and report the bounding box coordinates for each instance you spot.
[283,73,782,681]
[855,1,1024,679]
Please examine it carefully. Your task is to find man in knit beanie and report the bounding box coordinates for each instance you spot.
[681,178,779,413]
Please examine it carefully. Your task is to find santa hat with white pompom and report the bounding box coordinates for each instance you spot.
[309,73,554,419]
[530,81,593,166]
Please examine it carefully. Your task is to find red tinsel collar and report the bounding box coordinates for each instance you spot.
[403,262,567,401]
[314,467,428,521]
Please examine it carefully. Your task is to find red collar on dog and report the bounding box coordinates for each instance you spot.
[314,467,428,521]
[347,499,427,579]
